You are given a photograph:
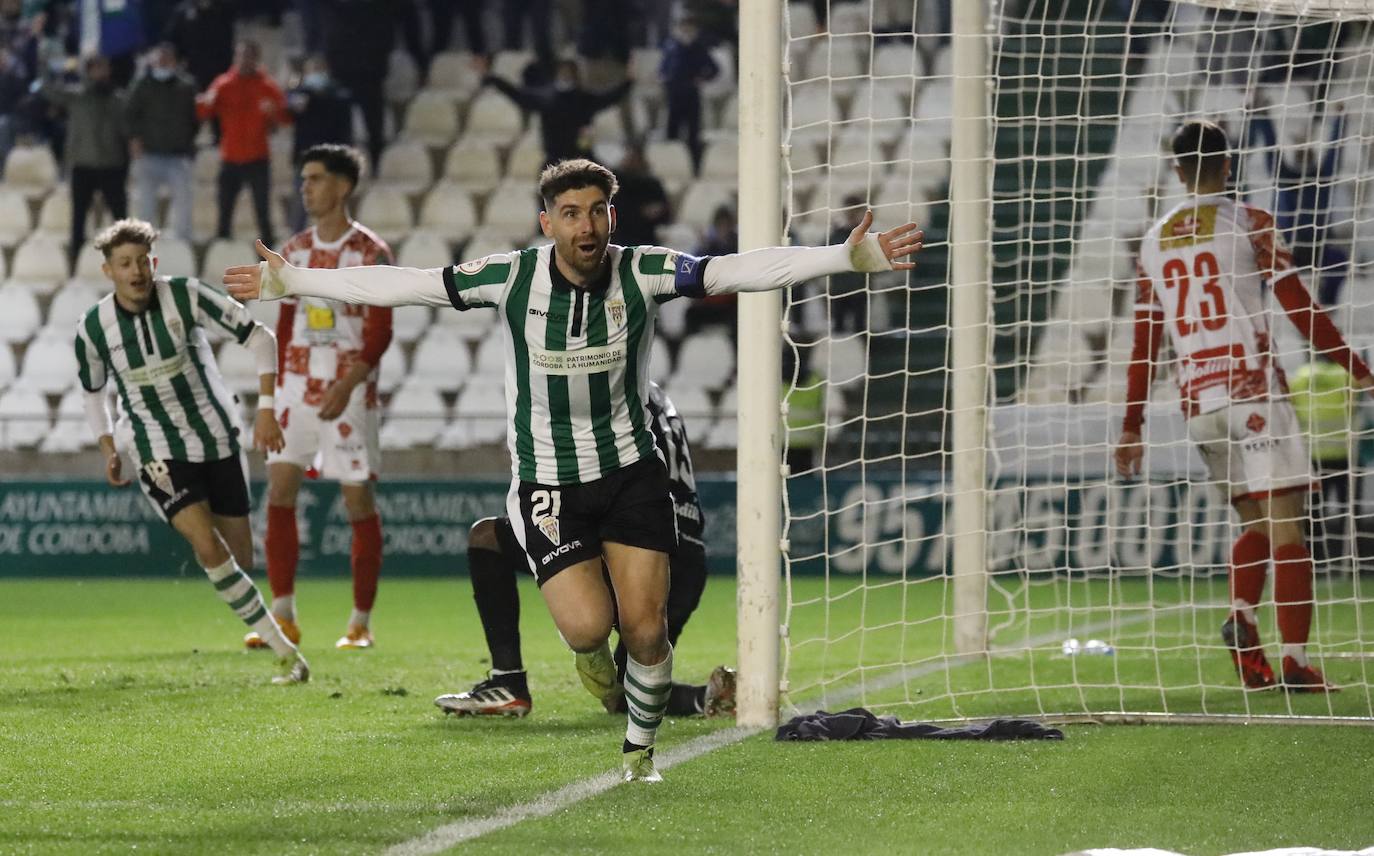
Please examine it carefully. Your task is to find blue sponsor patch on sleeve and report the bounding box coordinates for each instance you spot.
[673,252,710,298]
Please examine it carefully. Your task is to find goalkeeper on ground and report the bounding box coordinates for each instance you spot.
[435,381,735,720]
[1115,119,1374,693]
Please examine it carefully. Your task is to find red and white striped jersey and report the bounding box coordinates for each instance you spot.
[277,222,394,408]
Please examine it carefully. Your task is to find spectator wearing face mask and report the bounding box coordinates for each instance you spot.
[285,54,354,232]
[125,42,199,243]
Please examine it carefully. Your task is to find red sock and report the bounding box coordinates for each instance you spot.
[1230,528,1269,617]
[265,504,299,599]
[351,514,383,612]
[1273,542,1314,646]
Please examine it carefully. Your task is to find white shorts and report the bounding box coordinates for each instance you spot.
[1187,400,1312,501]
[267,386,380,483]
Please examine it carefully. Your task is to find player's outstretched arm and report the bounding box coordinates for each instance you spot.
[681,211,923,298]
[224,239,454,308]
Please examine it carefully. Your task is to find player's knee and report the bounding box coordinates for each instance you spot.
[469,518,500,553]
[341,485,377,521]
[1270,519,1305,548]
[560,622,611,653]
[266,484,298,508]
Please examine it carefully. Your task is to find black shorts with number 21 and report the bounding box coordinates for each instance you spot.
[504,456,678,585]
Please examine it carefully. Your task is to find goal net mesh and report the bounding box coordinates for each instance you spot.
[779,0,1374,721]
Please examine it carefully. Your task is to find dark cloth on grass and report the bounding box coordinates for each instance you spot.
[775,708,1064,741]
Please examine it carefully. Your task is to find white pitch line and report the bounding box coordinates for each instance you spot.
[384,610,1152,855]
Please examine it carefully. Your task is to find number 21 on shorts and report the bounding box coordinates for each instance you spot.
[531,489,562,544]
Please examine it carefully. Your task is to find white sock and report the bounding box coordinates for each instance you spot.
[624,646,673,748]
[491,668,524,676]
[1231,599,1257,625]
[205,558,297,658]
[349,608,370,629]
[271,593,295,621]
[1281,643,1308,666]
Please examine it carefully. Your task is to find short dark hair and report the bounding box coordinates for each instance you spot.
[299,143,366,191]
[94,218,159,257]
[1171,119,1229,185]
[538,159,618,209]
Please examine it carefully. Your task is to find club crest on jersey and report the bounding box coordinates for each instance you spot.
[167,319,183,341]
[1246,412,1266,433]
[143,460,174,495]
[458,257,489,275]
[536,515,560,545]
[607,299,625,327]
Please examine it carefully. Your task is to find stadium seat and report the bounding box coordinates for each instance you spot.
[35,189,72,239]
[426,51,481,101]
[216,341,258,394]
[646,140,695,188]
[0,287,41,343]
[417,181,479,241]
[376,140,435,195]
[789,80,840,131]
[649,335,672,382]
[482,179,541,239]
[200,239,249,284]
[152,237,196,279]
[44,282,100,336]
[269,132,295,191]
[397,231,452,269]
[472,332,505,377]
[871,180,932,231]
[704,415,737,449]
[71,244,107,288]
[193,146,220,186]
[490,49,533,81]
[391,303,432,345]
[787,2,818,36]
[377,346,408,394]
[441,138,503,193]
[895,129,950,192]
[402,90,461,148]
[850,80,915,143]
[380,380,448,447]
[9,234,68,294]
[591,99,646,145]
[461,229,524,262]
[806,35,867,94]
[384,47,421,107]
[434,417,475,450]
[823,334,868,386]
[356,187,415,245]
[828,3,869,35]
[410,326,472,393]
[699,141,737,183]
[671,331,734,392]
[0,341,15,388]
[872,41,920,79]
[504,129,546,184]
[0,188,32,248]
[0,383,49,448]
[41,388,92,452]
[18,330,77,393]
[717,383,737,415]
[2,144,59,200]
[434,293,495,341]
[658,222,699,255]
[913,80,953,144]
[663,384,712,422]
[676,182,735,231]
[451,377,507,445]
[928,41,954,77]
[461,91,524,145]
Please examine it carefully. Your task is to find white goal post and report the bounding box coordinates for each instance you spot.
[737,0,1374,726]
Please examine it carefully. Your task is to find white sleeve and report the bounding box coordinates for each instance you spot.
[262,262,453,308]
[242,324,277,376]
[697,234,892,297]
[83,388,113,441]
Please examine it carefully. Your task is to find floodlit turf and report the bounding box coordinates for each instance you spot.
[1,576,1372,855]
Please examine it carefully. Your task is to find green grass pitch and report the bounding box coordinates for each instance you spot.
[1,576,1372,855]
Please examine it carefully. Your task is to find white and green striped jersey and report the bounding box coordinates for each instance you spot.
[75,276,255,464]
[442,244,686,485]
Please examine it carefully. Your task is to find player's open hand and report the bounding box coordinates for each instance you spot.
[224,240,288,302]
[845,210,923,272]
[1115,430,1144,478]
[254,409,285,454]
[317,381,353,421]
[105,450,130,488]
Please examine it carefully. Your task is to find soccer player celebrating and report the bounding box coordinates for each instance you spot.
[76,219,308,684]
[243,144,394,652]
[1115,120,1373,692]
[225,158,922,781]
[435,381,736,720]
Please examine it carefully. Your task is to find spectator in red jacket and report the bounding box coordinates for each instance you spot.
[196,39,288,245]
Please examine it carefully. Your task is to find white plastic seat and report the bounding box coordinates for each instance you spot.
[0,287,42,343]
[461,91,524,144]
[705,416,737,449]
[410,326,472,393]
[153,237,196,279]
[417,181,479,241]
[676,182,735,231]
[452,377,507,444]
[377,346,408,393]
[662,384,712,422]
[461,229,524,263]
[391,303,432,345]
[41,387,94,451]
[193,146,220,186]
[0,188,32,248]
[481,179,540,238]
[472,332,506,377]
[402,90,461,148]
[646,140,695,186]
[491,50,533,81]
[789,81,840,131]
[200,238,250,283]
[10,234,68,294]
[3,145,59,200]
[649,335,672,382]
[504,129,546,183]
[426,52,481,101]
[0,342,15,388]
[19,330,77,393]
[44,282,100,336]
[671,331,734,391]
[71,244,107,287]
[787,2,819,36]
[435,294,496,341]
[0,383,50,448]
[216,341,259,394]
[873,41,920,79]
[823,334,868,386]
[376,139,435,195]
[397,231,452,269]
[442,138,503,193]
[698,139,738,183]
[658,223,700,255]
[380,380,448,447]
[35,189,72,238]
[385,46,421,107]
[356,187,415,245]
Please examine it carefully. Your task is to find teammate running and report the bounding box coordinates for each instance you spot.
[77,218,308,684]
[225,158,922,780]
[243,144,394,652]
[435,382,735,719]
[1115,120,1373,692]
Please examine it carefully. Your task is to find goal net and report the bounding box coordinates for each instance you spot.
[776,0,1374,723]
